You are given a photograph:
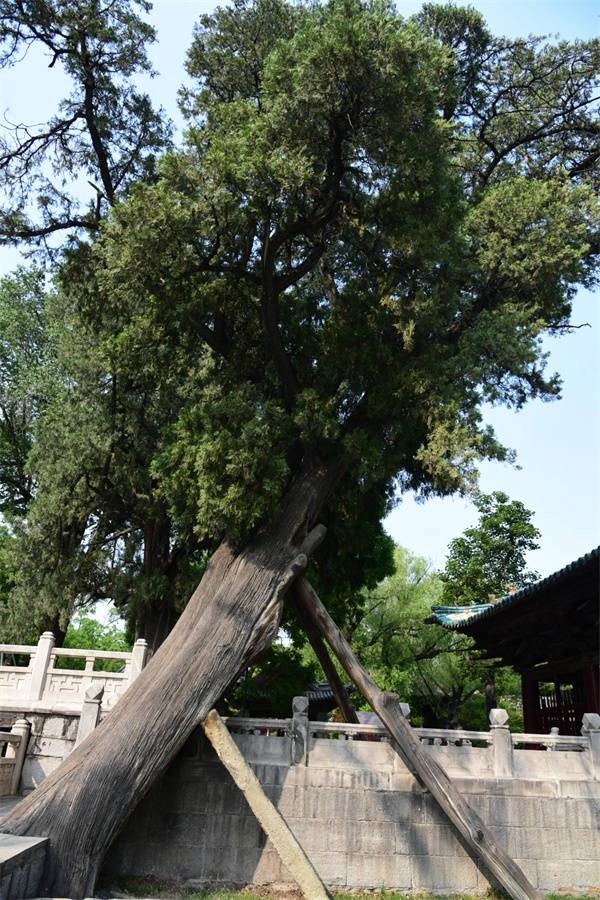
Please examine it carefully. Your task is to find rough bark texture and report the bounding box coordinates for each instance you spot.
[0,466,334,899]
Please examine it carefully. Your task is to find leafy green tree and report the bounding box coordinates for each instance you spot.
[0,0,172,647]
[2,270,211,649]
[226,641,319,718]
[0,2,598,894]
[0,523,15,610]
[347,545,524,730]
[0,266,54,520]
[350,546,443,700]
[59,608,131,671]
[424,490,542,727]
[408,634,524,731]
[440,491,541,605]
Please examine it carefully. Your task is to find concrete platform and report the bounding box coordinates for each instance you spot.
[0,831,48,899]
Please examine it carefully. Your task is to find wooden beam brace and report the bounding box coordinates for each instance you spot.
[292,586,359,724]
[294,576,542,900]
[202,709,332,900]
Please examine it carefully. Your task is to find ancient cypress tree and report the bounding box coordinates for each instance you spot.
[0,0,598,895]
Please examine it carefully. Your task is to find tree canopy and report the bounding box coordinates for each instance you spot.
[0,0,598,647]
[440,490,541,605]
[0,0,169,243]
[84,0,598,522]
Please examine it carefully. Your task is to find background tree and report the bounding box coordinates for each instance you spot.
[226,640,319,717]
[0,1,598,895]
[58,608,131,671]
[0,0,170,244]
[350,546,443,701]
[427,490,541,723]
[1,262,212,650]
[0,0,175,648]
[440,490,541,605]
[0,523,15,611]
[0,266,53,520]
[349,545,523,730]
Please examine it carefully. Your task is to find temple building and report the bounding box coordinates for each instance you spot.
[427,547,599,735]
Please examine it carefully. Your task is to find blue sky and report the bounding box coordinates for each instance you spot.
[1,0,598,579]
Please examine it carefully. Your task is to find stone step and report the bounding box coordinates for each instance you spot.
[0,832,48,899]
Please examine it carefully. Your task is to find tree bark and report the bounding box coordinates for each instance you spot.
[0,466,334,899]
[137,514,179,656]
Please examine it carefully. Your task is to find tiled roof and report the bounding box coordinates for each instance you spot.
[305,681,353,702]
[427,546,600,630]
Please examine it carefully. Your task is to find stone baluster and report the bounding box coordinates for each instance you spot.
[75,683,105,747]
[581,712,600,780]
[28,632,55,702]
[6,719,31,795]
[291,695,310,766]
[490,707,514,777]
[128,638,148,685]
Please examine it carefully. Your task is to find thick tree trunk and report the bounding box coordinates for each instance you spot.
[0,466,334,899]
[137,515,179,656]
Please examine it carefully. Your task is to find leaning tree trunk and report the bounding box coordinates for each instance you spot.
[0,465,335,899]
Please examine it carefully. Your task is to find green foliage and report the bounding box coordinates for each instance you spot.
[0,256,211,646]
[58,609,131,671]
[152,363,292,544]
[348,545,483,727]
[351,546,443,698]
[0,267,56,519]
[440,491,541,605]
[419,491,542,727]
[0,0,170,241]
[0,524,15,609]
[0,0,598,655]
[350,545,525,730]
[224,641,319,717]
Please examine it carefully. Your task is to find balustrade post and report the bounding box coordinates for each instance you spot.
[291,695,310,766]
[128,638,148,685]
[490,708,514,777]
[75,684,105,747]
[581,712,600,780]
[29,631,55,701]
[7,719,31,795]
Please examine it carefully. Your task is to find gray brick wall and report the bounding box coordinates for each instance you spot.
[101,730,600,894]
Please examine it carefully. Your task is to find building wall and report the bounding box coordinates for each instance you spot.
[101,730,600,895]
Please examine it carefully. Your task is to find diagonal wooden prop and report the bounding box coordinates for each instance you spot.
[203,709,332,900]
[292,576,542,900]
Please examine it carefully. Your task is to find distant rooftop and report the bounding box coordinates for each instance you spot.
[426,547,600,672]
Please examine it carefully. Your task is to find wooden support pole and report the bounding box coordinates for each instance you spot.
[202,709,332,900]
[292,589,359,724]
[294,577,542,900]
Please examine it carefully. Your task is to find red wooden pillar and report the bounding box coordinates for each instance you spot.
[521,672,541,733]
[582,664,600,714]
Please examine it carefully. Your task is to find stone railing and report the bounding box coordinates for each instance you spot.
[225,699,600,780]
[0,720,31,797]
[0,632,148,713]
